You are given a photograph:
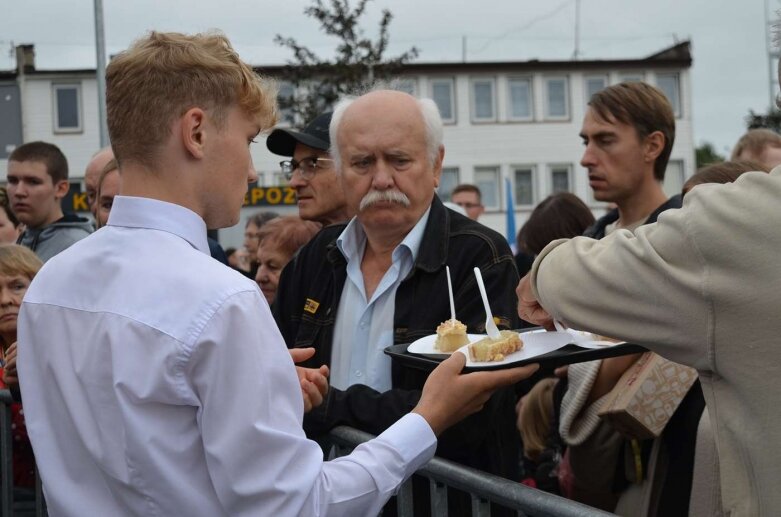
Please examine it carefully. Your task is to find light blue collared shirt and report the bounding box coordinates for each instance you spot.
[330,207,432,392]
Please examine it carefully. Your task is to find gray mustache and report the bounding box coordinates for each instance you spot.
[359,189,412,211]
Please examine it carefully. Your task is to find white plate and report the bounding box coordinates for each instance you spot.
[407,333,487,359]
[407,329,622,367]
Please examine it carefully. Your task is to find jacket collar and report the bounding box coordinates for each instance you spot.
[325,195,449,274]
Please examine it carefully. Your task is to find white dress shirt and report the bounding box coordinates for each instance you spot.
[17,195,436,517]
[330,208,430,391]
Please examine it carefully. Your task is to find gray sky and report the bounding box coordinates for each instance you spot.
[1,0,777,156]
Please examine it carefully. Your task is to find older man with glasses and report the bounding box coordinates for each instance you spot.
[266,112,353,226]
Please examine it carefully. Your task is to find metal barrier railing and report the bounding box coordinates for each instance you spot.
[2,390,610,516]
[329,425,615,517]
[1,389,47,517]
[1,389,13,517]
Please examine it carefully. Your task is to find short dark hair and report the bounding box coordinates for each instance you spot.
[588,82,675,181]
[682,160,768,196]
[451,183,482,201]
[9,141,69,183]
[517,193,595,255]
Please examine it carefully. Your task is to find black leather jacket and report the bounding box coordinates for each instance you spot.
[273,195,521,478]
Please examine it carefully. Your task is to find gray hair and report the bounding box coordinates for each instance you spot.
[329,89,444,172]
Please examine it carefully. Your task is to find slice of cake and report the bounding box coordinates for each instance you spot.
[434,319,469,352]
[468,330,523,362]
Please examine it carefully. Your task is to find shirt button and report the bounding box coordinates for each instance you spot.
[355,370,363,378]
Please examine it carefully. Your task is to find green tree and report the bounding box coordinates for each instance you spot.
[695,142,725,169]
[274,0,419,124]
[746,108,781,133]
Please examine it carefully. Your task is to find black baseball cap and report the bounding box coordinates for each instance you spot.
[266,111,333,157]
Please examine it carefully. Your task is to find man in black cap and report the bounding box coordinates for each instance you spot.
[266,112,352,226]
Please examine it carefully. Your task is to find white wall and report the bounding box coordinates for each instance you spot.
[9,65,695,250]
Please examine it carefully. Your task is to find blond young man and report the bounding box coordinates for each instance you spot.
[17,32,535,517]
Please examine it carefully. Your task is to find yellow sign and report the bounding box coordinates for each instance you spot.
[243,186,297,207]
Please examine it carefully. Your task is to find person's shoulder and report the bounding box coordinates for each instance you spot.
[445,211,512,253]
[295,222,345,259]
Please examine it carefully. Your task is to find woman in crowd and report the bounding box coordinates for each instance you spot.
[0,244,43,489]
[0,187,23,244]
[515,193,594,277]
[255,215,321,305]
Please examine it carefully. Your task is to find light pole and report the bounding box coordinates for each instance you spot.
[94,0,109,147]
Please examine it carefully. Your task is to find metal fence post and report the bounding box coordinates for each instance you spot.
[1,390,14,517]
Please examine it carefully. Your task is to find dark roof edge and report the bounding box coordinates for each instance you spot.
[255,40,692,74]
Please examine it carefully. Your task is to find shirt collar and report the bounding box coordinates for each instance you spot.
[336,205,432,264]
[107,196,210,255]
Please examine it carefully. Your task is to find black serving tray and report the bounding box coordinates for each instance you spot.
[384,328,646,372]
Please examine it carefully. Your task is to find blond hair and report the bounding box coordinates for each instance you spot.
[0,244,43,280]
[519,378,557,461]
[106,31,278,168]
[730,129,781,161]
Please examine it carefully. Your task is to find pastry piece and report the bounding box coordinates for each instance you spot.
[468,330,523,362]
[434,319,469,352]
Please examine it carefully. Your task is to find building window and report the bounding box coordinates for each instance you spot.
[513,166,535,206]
[471,78,496,122]
[508,77,533,121]
[656,73,681,117]
[394,78,418,96]
[584,75,607,103]
[620,73,645,83]
[431,78,456,123]
[52,84,82,133]
[663,159,685,197]
[277,82,295,126]
[474,166,500,209]
[549,164,571,193]
[544,77,569,120]
[437,167,460,200]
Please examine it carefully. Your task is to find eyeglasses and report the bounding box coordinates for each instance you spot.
[280,157,334,181]
[455,201,482,210]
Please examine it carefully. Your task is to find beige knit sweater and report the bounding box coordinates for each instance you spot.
[531,167,781,516]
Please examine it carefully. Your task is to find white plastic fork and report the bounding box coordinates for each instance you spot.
[553,319,591,346]
[473,267,502,339]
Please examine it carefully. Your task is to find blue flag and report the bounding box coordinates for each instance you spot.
[505,176,516,253]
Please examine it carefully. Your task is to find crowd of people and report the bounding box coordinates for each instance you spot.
[1,28,780,517]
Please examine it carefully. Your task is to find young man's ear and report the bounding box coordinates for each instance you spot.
[54,179,70,200]
[181,107,207,160]
[644,131,665,163]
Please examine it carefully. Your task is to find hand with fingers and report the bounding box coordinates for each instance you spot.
[413,351,539,436]
[289,347,330,413]
[2,342,18,388]
[516,274,554,330]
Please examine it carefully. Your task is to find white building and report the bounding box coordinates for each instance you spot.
[0,42,693,249]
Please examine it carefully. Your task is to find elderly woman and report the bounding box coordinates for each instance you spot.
[0,244,43,488]
[255,216,321,305]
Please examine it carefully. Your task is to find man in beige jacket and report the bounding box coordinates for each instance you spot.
[517,162,781,515]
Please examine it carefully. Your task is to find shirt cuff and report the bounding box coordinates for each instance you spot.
[377,413,437,474]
